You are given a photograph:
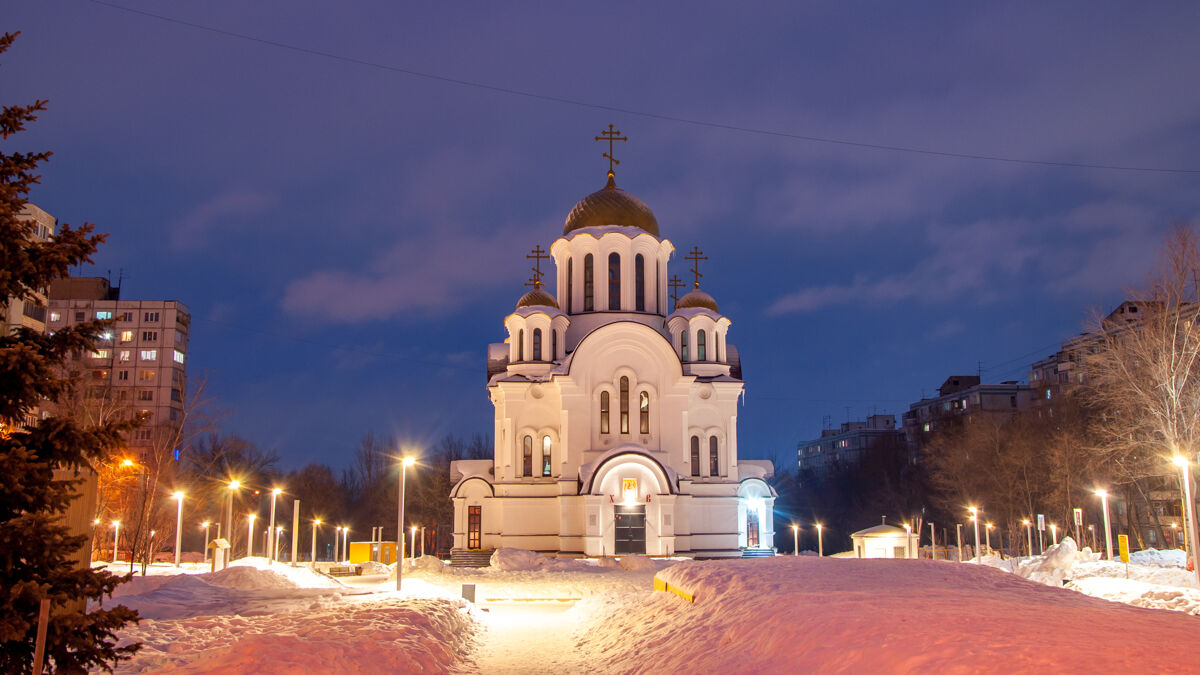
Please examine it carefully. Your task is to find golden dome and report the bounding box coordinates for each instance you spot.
[516,288,559,310]
[564,174,659,237]
[675,289,719,312]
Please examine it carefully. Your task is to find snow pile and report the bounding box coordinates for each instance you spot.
[205,565,299,591]
[489,548,549,571]
[358,560,390,576]
[411,555,446,573]
[1131,547,1187,567]
[569,558,1200,672]
[115,597,475,673]
[616,555,657,572]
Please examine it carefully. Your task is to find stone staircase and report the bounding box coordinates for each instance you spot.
[740,547,775,558]
[450,548,494,568]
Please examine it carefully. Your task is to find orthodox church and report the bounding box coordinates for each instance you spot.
[450,130,775,558]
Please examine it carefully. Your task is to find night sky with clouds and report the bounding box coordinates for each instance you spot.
[7,2,1200,470]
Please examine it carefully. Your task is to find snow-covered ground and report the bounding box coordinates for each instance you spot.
[92,548,1200,674]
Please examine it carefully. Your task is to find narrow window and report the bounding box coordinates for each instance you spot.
[533,328,542,361]
[655,260,661,313]
[681,331,688,361]
[639,391,650,434]
[567,257,574,314]
[635,254,645,311]
[608,253,621,310]
[522,435,533,477]
[518,329,524,361]
[619,376,630,434]
[583,254,594,311]
[716,333,722,362]
[710,437,719,476]
[698,330,707,361]
[690,436,700,476]
[600,391,611,434]
[552,330,558,361]
[542,436,552,477]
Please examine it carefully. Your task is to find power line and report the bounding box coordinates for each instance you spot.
[85,0,1200,176]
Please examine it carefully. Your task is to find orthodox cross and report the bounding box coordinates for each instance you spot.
[684,246,708,289]
[525,245,549,289]
[594,124,627,176]
[668,274,686,304]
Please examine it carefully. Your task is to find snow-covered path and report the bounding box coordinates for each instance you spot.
[462,603,585,674]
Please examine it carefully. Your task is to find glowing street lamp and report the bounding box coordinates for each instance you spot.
[1172,455,1200,587]
[968,507,980,562]
[1050,523,1058,546]
[341,526,349,562]
[247,514,256,558]
[815,523,824,557]
[791,524,799,556]
[225,480,241,554]
[1022,519,1033,557]
[396,455,416,591]
[1096,488,1114,561]
[112,521,121,564]
[172,491,185,567]
[311,519,321,567]
[268,488,282,564]
[202,521,211,561]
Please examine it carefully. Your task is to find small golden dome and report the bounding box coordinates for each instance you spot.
[564,175,659,237]
[675,289,719,312]
[517,288,559,310]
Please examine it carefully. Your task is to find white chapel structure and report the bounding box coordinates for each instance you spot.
[450,138,775,558]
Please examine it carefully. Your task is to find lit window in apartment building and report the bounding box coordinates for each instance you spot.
[137,390,153,401]
[140,349,157,361]
[117,370,129,381]
[138,370,155,381]
[120,330,133,342]
[91,349,110,359]
[119,311,133,321]
[118,350,131,362]
[92,370,108,380]
[142,331,158,341]
[95,311,112,320]
[144,312,159,322]
[49,312,60,322]
[173,350,186,364]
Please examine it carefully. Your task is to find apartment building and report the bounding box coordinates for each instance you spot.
[3,203,58,336]
[798,413,905,480]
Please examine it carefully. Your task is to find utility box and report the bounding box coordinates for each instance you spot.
[209,538,231,572]
[462,583,476,603]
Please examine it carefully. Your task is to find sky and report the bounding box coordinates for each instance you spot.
[6,2,1200,471]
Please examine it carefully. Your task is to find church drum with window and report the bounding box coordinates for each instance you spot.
[450,147,775,558]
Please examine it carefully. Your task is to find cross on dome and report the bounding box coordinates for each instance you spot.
[525,245,549,289]
[684,246,708,289]
[668,274,686,304]
[594,124,627,179]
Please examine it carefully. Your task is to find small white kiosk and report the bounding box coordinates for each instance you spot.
[851,521,918,559]
[208,538,231,571]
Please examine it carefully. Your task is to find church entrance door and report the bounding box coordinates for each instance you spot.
[746,508,760,548]
[468,506,482,549]
[614,505,646,555]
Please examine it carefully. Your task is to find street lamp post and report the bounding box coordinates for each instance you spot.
[311,519,321,567]
[816,523,824,557]
[956,523,962,562]
[1023,519,1033,557]
[1096,488,1114,561]
[1050,523,1058,546]
[396,456,416,591]
[1171,523,1179,549]
[984,523,993,557]
[226,480,240,555]
[276,526,284,562]
[268,488,281,564]
[247,514,256,558]
[1173,455,1200,588]
[112,521,120,564]
[202,521,211,561]
[342,527,349,562]
[903,523,913,559]
[410,525,418,565]
[929,522,936,561]
[172,492,184,567]
[969,507,980,562]
[791,524,798,556]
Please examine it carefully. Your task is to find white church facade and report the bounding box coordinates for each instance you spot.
[450,145,775,558]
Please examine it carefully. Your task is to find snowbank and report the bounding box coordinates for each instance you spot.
[616,555,657,572]
[1131,547,1187,567]
[489,548,549,571]
[570,557,1200,673]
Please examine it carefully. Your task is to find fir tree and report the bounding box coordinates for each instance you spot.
[0,31,140,673]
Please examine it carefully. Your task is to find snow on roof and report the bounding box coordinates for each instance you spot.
[850,524,911,538]
[738,460,774,482]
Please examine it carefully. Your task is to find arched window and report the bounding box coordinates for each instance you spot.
[552,329,558,361]
[566,257,574,314]
[608,253,621,310]
[522,435,533,477]
[635,254,645,312]
[542,435,552,477]
[619,376,630,434]
[710,437,719,476]
[690,436,700,476]
[583,254,594,311]
[680,331,688,361]
[518,329,525,361]
[600,391,610,434]
[533,328,542,361]
[655,260,661,313]
[639,391,650,434]
[698,329,707,361]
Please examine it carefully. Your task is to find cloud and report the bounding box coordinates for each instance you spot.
[169,189,275,251]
